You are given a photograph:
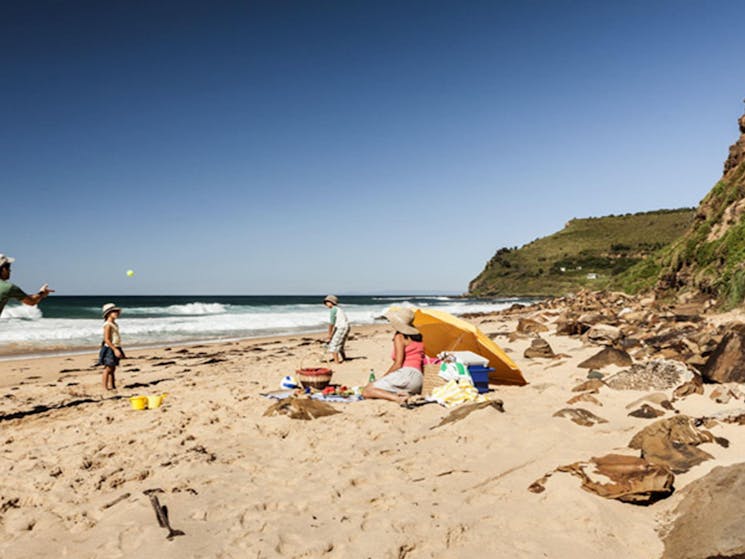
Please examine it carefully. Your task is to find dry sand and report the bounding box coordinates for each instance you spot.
[1,312,744,558]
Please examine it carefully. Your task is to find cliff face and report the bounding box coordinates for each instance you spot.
[723,112,745,176]
[657,109,745,307]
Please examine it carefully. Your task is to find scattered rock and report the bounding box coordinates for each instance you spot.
[572,379,604,393]
[578,347,633,369]
[552,408,608,427]
[530,454,674,505]
[605,359,693,391]
[555,317,587,336]
[625,392,674,411]
[516,318,548,334]
[508,331,528,343]
[709,385,743,404]
[560,454,674,504]
[628,415,716,473]
[585,324,622,345]
[672,374,704,400]
[434,400,504,428]
[628,404,665,419]
[587,370,605,380]
[577,311,606,327]
[662,463,745,559]
[523,337,555,359]
[566,393,603,407]
[701,323,745,383]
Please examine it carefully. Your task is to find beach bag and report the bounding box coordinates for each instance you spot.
[439,361,472,384]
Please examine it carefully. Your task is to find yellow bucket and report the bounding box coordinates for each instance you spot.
[129,396,148,411]
[147,393,167,409]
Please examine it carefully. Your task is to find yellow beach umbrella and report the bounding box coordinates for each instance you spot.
[413,308,526,386]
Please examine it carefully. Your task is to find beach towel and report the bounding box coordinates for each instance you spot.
[430,380,487,408]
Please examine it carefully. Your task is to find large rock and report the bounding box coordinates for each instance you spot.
[585,324,622,345]
[555,317,587,336]
[577,311,607,327]
[516,318,548,334]
[578,347,632,369]
[662,463,745,559]
[628,415,715,473]
[523,337,555,358]
[700,323,745,383]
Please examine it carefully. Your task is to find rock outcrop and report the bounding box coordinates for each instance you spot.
[662,463,745,559]
[700,322,745,383]
[656,107,745,305]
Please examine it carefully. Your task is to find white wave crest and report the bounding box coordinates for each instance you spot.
[0,304,43,321]
[165,303,228,315]
[125,302,229,316]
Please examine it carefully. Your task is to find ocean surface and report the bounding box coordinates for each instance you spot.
[0,295,532,357]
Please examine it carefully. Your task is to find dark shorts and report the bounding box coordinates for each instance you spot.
[98,345,124,367]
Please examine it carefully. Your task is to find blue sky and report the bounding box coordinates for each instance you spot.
[2,0,743,295]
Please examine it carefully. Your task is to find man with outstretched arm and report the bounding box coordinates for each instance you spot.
[0,254,54,316]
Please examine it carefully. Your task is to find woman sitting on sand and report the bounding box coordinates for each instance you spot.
[362,307,424,403]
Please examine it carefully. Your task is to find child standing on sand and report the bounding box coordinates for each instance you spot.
[97,303,125,391]
[324,295,349,363]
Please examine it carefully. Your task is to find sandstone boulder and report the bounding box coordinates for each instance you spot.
[628,415,715,473]
[585,324,621,345]
[529,454,675,505]
[662,463,745,559]
[700,323,745,383]
[516,317,548,334]
[673,374,704,400]
[578,347,633,369]
[628,404,665,419]
[577,311,607,327]
[523,337,555,359]
[555,318,587,336]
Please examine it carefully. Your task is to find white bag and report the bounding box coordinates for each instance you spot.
[438,362,473,384]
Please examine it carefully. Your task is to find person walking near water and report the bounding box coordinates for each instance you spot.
[324,295,349,363]
[98,303,125,391]
[0,254,54,317]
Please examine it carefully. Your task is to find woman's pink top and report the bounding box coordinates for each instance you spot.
[392,340,425,372]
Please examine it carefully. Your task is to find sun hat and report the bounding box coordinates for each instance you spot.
[102,303,122,318]
[0,254,15,267]
[324,295,338,305]
[384,307,420,336]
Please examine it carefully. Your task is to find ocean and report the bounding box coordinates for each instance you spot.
[0,295,531,358]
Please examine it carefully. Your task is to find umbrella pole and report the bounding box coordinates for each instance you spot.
[447,332,468,350]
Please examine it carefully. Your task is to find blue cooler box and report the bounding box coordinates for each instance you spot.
[467,365,493,393]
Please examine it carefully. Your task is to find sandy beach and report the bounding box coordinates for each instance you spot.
[1,303,744,558]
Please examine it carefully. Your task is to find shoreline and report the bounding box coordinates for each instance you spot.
[0,328,332,362]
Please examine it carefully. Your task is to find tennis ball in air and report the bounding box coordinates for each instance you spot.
[126,269,135,277]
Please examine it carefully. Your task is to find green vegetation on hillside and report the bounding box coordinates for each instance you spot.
[469,208,695,297]
[651,160,745,308]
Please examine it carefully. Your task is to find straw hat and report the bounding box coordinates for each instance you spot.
[384,307,420,336]
[323,295,338,305]
[102,303,121,318]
